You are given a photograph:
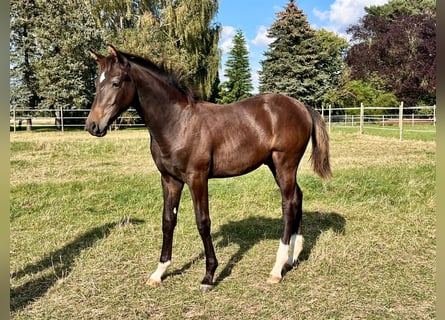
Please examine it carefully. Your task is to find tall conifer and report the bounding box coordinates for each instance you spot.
[218,29,253,103]
[259,0,318,106]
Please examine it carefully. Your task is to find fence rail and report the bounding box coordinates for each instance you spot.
[9,107,144,133]
[10,103,436,140]
[318,103,435,140]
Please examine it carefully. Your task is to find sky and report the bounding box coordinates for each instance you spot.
[215,0,390,92]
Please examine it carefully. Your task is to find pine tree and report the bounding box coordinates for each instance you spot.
[217,29,253,103]
[259,0,319,107]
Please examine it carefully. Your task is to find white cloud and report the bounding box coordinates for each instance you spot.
[220,25,236,54]
[251,25,275,47]
[221,25,236,39]
[313,8,328,21]
[251,67,260,94]
[313,0,390,37]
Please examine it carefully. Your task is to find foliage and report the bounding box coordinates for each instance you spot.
[162,0,221,100]
[365,0,435,17]
[313,29,348,103]
[324,76,399,113]
[217,29,253,103]
[346,0,436,106]
[10,0,40,110]
[259,0,347,108]
[10,0,221,111]
[90,0,221,101]
[259,0,315,105]
[10,0,104,111]
[35,0,103,110]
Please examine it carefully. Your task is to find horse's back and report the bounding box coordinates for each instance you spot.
[196,93,313,177]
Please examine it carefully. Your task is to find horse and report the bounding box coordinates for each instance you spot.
[86,44,332,291]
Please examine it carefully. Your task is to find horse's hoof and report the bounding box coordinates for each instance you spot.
[200,284,214,292]
[146,278,162,287]
[283,263,293,273]
[267,275,282,284]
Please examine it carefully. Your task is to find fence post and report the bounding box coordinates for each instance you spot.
[433,104,436,126]
[60,106,64,132]
[359,102,364,135]
[328,104,332,133]
[399,101,404,141]
[13,105,16,133]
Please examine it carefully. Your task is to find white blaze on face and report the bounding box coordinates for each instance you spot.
[99,71,106,83]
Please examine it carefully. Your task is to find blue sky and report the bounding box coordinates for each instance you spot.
[215,0,390,92]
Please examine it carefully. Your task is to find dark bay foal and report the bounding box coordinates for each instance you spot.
[86,45,331,291]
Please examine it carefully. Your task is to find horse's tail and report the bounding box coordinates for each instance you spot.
[307,106,332,179]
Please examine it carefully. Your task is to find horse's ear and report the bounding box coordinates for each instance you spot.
[89,50,104,64]
[107,44,127,66]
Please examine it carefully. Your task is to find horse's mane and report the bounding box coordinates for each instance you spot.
[111,50,194,101]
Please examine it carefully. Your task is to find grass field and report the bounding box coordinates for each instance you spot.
[10,129,436,319]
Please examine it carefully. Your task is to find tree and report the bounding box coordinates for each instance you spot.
[164,0,221,100]
[259,0,346,108]
[217,29,253,103]
[34,0,104,110]
[324,76,399,114]
[10,0,221,116]
[312,29,348,106]
[100,0,221,101]
[346,0,436,106]
[10,0,40,111]
[88,0,143,33]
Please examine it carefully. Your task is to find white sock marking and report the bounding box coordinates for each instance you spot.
[149,260,171,283]
[287,234,297,266]
[270,240,289,279]
[288,234,304,266]
[173,207,177,215]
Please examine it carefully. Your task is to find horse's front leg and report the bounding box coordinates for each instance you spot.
[188,174,218,292]
[147,174,184,287]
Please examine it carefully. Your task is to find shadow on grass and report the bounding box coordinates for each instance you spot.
[10,218,145,314]
[165,211,345,287]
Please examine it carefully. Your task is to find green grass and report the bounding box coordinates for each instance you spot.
[10,130,436,319]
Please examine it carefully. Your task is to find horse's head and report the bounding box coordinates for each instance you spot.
[86,44,136,137]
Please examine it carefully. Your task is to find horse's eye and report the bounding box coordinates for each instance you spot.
[112,81,120,88]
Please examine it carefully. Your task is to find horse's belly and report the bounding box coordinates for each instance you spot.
[211,148,269,178]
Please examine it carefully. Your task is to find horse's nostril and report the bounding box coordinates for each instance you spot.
[90,121,98,133]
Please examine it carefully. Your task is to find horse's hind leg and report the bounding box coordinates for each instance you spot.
[267,153,304,283]
[286,184,303,269]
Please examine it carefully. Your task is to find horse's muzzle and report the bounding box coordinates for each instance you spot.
[86,120,107,137]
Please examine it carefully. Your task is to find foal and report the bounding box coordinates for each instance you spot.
[86,45,331,291]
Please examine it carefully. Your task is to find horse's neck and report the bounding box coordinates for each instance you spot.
[132,66,190,142]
